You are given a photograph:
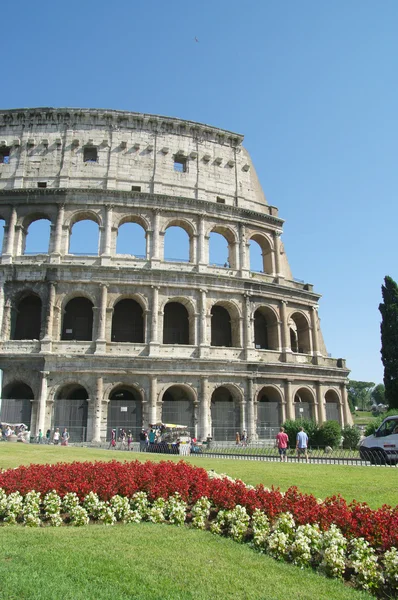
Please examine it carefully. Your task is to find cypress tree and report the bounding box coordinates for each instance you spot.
[379,276,398,409]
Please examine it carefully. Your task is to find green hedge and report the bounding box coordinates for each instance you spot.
[282,419,342,448]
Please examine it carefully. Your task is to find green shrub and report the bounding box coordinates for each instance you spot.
[315,421,342,448]
[342,425,361,449]
[282,419,319,448]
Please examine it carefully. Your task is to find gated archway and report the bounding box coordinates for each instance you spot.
[294,387,315,420]
[160,385,194,430]
[256,386,282,438]
[210,386,241,441]
[53,384,89,442]
[1,382,33,428]
[107,387,143,440]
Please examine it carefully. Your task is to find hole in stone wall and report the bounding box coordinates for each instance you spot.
[116,222,146,257]
[83,147,98,163]
[0,147,10,164]
[173,156,187,173]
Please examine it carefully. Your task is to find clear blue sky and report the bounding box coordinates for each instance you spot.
[2,0,397,385]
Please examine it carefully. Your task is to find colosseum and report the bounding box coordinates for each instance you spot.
[0,107,351,442]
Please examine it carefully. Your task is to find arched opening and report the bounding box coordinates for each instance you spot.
[62,297,93,341]
[12,294,42,340]
[294,388,314,420]
[0,218,5,254]
[161,386,194,430]
[209,231,230,267]
[69,219,99,255]
[289,313,311,354]
[116,222,146,258]
[254,307,278,350]
[24,219,51,255]
[164,226,190,263]
[211,305,232,347]
[325,389,340,423]
[257,387,282,438]
[111,299,144,343]
[107,387,143,440]
[54,384,89,442]
[0,382,33,427]
[163,302,190,345]
[211,386,240,441]
[249,235,273,274]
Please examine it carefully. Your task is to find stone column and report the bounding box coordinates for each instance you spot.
[243,294,252,360]
[310,306,320,356]
[44,283,56,339]
[284,380,294,420]
[247,377,256,440]
[280,396,287,424]
[92,376,103,443]
[193,401,199,439]
[151,210,160,261]
[149,376,158,425]
[191,234,197,264]
[280,301,290,357]
[239,223,249,275]
[37,371,49,436]
[52,204,65,258]
[341,383,351,426]
[197,216,205,267]
[103,205,113,255]
[198,376,209,440]
[199,289,207,357]
[240,400,247,432]
[0,282,4,341]
[3,207,17,261]
[273,232,282,278]
[316,381,326,424]
[1,299,11,340]
[149,286,160,354]
[95,284,107,354]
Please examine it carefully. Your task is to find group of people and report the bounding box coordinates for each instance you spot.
[275,426,309,462]
[36,428,70,446]
[0,423,29,442]
[235,430,248,446]
[108,428,135,450]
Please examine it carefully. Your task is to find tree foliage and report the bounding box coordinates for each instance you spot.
[370,383,385,406]
[347,380,375,411]
[379,275,398,409]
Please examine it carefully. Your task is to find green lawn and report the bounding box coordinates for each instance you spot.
[0,524,373,600]
[0,444,397,508]
[0,444,389,600]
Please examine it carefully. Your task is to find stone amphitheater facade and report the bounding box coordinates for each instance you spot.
[0,107,351,442]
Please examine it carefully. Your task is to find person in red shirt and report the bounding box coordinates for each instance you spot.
[275,426,289,462]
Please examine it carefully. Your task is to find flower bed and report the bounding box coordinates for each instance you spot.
[0,460,396,597]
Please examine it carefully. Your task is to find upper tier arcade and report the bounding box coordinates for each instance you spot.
[0,108,269,213]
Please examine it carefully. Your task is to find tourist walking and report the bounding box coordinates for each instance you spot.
[61,428,70,446]
[296,426,309,462]
[108,429,116,449]
[45,429,51,444]
[127,431,133,451]
[53,428,60,445]
[240,430,248,447]
[119,428,127,450]
[275,426,289,462]
[139,429,148,452]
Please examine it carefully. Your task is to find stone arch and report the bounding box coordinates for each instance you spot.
[68,210,101,256]
[107,384,144,440]
[249,233,273,274]
[53,383,89,442]
[288,311,311,354]
[294,386,315,420]
[116,215,148,257]
[159,383,196,430]
[210,384,243,441]
[163,219,194,263]
[162,297,195,345]
[111,297,144,343]
[208,224,238,268]
[61,296,94,341]
[256,385,283,437]
[210,301,241,348]
[11,291,42,340]
[0,381,33,428]
[325,388,341,422]
[20,213,53,255]
[253,305,279,350]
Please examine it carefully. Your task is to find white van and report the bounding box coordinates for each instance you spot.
[359,415,398,464]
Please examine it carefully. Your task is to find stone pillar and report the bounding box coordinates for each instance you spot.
[280,301,290,357]
[199,376,209,440]
[52,204,65,258]
[37,371,49,436]
[193,401,199,439]
[102,205,113,255]
[240,400,247,432]
[151,210,160,261]
[149,286,159,354]
[273,232,282,278]
[280,396,287,424]
[1,299,11,340]
[247,377,256,440]
[199,289,207,357]
[312,395,319,422]
[95,284,107,354]
[191,234,197,264]
[3,207,17,261]
[239,224,249,276]
[316,381,326,424]
[92,376,103,443]
[149,376,157,425]
[0,282,4,341]
[341,383,351,426]
[311,306,320,356]
[197,216,205,267]
[44,283,56,339]
[243,294,252,360]
[284,380,294,420]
